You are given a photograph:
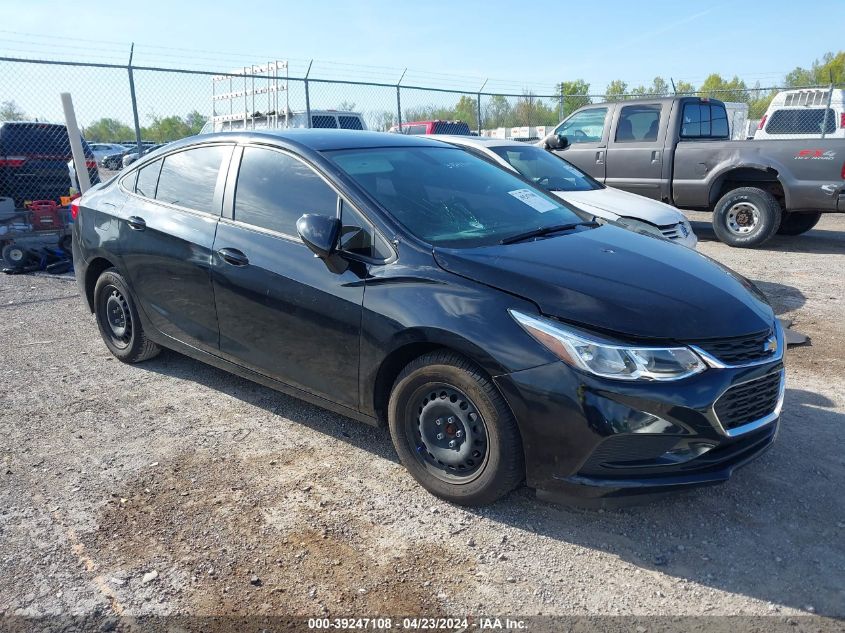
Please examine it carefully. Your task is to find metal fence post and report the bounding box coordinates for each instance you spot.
[396,69,407,131]
[821,81,834,139]
[127,43,143,156]
[476,79,487,135]
[304,60,313,129]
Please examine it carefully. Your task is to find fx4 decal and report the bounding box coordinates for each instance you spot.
[794,149,837,160]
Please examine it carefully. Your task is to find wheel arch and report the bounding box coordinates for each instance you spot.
[370,328,512,427]
[83,256,117,312]
[708,166,786,210]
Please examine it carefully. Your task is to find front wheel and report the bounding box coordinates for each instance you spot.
[712,187,782,248]
[93,269,160,363]
[777,211,822,236]
[388,351,524,506]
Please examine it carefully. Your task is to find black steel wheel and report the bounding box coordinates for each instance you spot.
[388,351,523,506]
[2,243,30,270]
[93,268,160,363]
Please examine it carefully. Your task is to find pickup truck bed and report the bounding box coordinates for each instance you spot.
[550,96,844,247]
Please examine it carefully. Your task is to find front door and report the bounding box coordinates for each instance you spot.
[211,145,366,409]
[550,106,610,181]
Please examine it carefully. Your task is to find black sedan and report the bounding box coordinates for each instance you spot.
[71,130,785,506]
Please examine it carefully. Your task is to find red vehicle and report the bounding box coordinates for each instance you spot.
[388,120,472,135]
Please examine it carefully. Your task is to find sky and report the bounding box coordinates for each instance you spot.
[0,0,840,127]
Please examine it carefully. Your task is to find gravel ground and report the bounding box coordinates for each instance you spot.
[0,214,843,626]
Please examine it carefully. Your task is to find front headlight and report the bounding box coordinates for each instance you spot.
[615,217,664,238]
[510,310,706,381]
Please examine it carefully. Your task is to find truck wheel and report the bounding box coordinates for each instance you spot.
[713,187,782,248]
[2,243,30,270]
[777,211,822,236]
[388,351,524,506]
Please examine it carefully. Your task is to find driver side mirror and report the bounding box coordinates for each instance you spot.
[297,213,341,259]
[543,133,569,151]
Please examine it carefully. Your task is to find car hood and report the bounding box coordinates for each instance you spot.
[555,187,684,226]
[433,225,773,341]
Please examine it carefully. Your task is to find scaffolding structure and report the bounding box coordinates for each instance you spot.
[211,60,289,132]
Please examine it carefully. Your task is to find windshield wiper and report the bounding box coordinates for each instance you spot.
[499,221,599,245]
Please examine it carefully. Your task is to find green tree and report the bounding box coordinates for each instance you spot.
[555,79,591,117]
[630,77,670,97]
[369,110,397,131]
[483,94,512,128]
[0,100,26,121]
[144,111,208,142]
[747,82,778,119]
[673,80,697,95]
[83,117,135,142]
[184,110,208,135]
[786,51,845,86]
[454,95,478,129]
[699,74,749,103]
[604,79,629,101]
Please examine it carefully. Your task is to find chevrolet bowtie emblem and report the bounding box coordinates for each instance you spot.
[764,335,778,354]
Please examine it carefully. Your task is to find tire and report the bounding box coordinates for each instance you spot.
[93,268,160,363]
[712,187,782,248]
[387,351,523,506]
[2,243,30,270]
[777,211,822,236]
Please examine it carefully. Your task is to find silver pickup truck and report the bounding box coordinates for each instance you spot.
[545,96,845,247]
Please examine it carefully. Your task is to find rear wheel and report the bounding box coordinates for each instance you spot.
[387,351,523,506]
[93,269,160,363]
[712,187,781,248]
[777,211,822,236]
[2,243,30,270]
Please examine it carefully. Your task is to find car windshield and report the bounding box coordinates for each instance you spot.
[327,146,590,248]
[489,145,601,192]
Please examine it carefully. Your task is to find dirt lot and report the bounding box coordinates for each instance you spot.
[1,214,843,627]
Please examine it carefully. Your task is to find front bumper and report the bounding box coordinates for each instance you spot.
[494,356,784,500]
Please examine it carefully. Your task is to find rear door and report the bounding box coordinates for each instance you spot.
[211,144,367,409]
[550,106,611,181]
[118,143,233,353]
[604,102,666,199]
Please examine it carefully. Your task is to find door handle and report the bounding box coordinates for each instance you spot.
[651,150,661,163]
[217,247,249,267]
[595,150,605,165]
[127,216,146,231]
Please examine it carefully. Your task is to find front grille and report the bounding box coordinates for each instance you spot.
[659,223,684,240]
[691,328,775,364]
[714,366,783,431]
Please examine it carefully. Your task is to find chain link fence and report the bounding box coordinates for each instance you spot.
[0,55,843,220]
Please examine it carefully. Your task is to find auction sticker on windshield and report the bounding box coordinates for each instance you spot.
[508,188,558,212]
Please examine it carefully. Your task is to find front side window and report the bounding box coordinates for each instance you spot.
[681,103,729,139]
[327,146,588,248]
[234,147,338,235]
[554,108,608,144]
[490,145,601,192]
[134,159,162,198]
[616,105,661,142]
[154,145,230,212]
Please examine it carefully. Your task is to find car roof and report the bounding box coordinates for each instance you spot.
[168,129,451,152]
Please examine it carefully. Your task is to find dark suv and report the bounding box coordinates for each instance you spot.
[72,130,785,506]
[0,121,100,207]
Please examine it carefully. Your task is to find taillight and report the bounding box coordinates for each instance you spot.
[757,115,767,130]
[840,113,845,129]
[85,160,97,169]
[0,155,27,168]
[70,197,80,220]
[841,161,845,181]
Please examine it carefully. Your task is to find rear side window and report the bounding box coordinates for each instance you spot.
[338,116,363,130]
[311,115,337,129]
[234,147,338,235]
[432,121,471,135]
[765,109,837,135]
[134,159,162,198]
[681,103,729,139]
[616,105,661,142]
[154,145,230,213]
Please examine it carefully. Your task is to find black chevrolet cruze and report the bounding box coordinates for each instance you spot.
[72,130,785,506]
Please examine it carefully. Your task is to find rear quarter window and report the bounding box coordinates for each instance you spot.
[154,145,230,213]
